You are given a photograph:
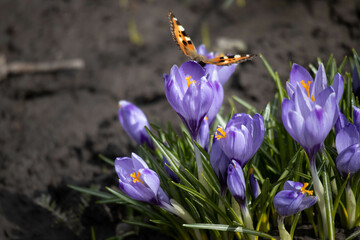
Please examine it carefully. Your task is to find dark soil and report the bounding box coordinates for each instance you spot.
[0,0,359,239]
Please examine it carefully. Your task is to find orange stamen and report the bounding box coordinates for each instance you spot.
[250,168,253,174]
[186,76,196,87]
[300,80,315,102]
[215,127,226,140]
[204,116,208,121]
[130,171,144,184]
[301,182,313,195]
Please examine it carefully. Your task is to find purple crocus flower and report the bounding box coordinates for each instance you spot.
[273,181,317,217]
[282,63,342,159]
[118,100,154,149]
[164,61,214,139]
[115,153,170,206]
[210,137,230,195]
[215,113,265,168]
[197,44,238,86]
[335,106,360,176]
[249,168,260,199]
[227,160,246,205]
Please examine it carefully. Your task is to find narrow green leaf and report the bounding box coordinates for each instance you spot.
[332,174,350,219]
[323,171,335,240]
[99,154,115,166]
[183,224,275,239]
[345,229,360,240]
[232,96,257,113]
[68,185,113,199]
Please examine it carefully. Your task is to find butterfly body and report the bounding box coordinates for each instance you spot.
[168,11,256,66]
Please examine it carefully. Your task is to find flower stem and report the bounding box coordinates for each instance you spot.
[309,155,328,239]
[193,139,210,193]
[240,203,255,240]
[346,182,356,229]
[277,216,291,240]
[162,199,203,240]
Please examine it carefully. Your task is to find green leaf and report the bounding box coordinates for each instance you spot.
[183,223,275,239]
[68,185,113,199]
[332,174,350,219]
[345,229,360,240]
[99,154,115,166]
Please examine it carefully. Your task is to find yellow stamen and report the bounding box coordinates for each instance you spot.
[250,168,253,174]
[186,76,196,87]
[215,127,226,140]
[204,116,208,121]
[301,182,313,195]
[300,80,315,102]
[130,171,144,184]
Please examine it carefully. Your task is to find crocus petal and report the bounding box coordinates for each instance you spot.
[332,73,344,104]
[180,61,206,81]
[336,124,360,154]
[119,180,157,204]
[282,99,297,139]
[335,112,348,135]
[227,160,246,204]
[336,144,360,176]
[210,137,231,195]
[287,110,305,146]
[283,181,303,191]
[273,190,303,216]
[164,74,185,115]
[157,187,171,205]
[139,168,160,196]
[131,152,149,169]
[289,63,313,91]
[199,118,210,151]
[206,79,224,126]
[252,113,265,151]
[298,196,317,212]
[115,157,136,180]
[353,106,360,132]
[313,64,327,97]
[294,83,313,118]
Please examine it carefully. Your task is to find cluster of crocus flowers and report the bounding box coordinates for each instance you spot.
[118,100,154,149]
[210,113,265,233]
[273,181,317,240]
[282,63,344,236]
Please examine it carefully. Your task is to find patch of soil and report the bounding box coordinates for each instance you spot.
[0,0,359,239]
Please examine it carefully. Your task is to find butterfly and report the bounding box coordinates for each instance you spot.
[168,11,256,67]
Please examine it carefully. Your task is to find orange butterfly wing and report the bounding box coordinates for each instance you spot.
[168,11,197,57]
[204,54,257,66]
[168,11,256,66]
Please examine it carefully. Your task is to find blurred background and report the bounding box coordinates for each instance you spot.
[0,0,359,239]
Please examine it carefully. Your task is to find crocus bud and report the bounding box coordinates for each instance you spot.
[163,157,180,183]
[118,100,154,149]
[227,160,246,205]
[249,168,260,199]
[115,153,170,206]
